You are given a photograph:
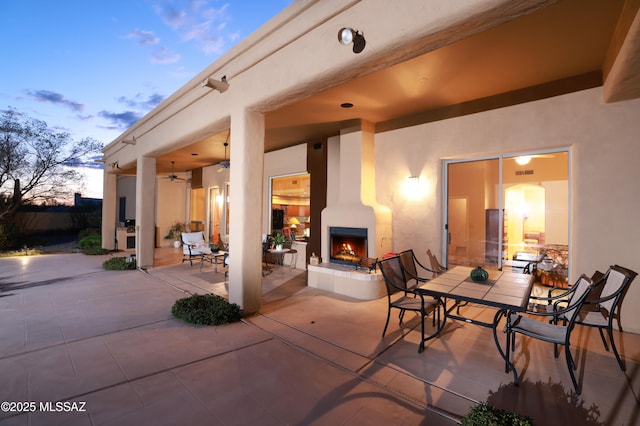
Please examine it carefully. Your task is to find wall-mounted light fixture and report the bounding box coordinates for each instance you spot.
[515,156,532,165]
[201,75,229,93]
[338,27,366,53]
[408,175,420,193]
[122,136,136,145]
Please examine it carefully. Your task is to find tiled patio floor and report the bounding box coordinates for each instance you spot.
[0,251,638,425]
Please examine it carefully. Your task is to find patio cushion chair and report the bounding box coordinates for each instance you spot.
[377,255,440,341]
[505,273,603,395]
[181,231,211,266]
[556,265,637,371]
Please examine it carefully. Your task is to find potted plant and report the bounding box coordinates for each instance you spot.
[164,222,187,248]
[269,233,287,251]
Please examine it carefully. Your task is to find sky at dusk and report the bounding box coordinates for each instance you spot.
[0,0,291,200]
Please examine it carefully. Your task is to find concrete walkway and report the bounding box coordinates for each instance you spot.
[1,253,638,425]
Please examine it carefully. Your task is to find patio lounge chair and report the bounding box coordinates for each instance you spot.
[505,273,602,395]
[181,231,211,266]
[377,255,440,342]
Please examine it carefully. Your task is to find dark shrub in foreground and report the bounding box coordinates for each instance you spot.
[462,404,533,426]
[102,257,137,270]
[172,293,242,325]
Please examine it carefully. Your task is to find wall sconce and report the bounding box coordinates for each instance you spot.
[216,194,223,205]
[338,27,366,53]
[408,175,420,192]
[122,136,136,145]
[201,75,229,93]
[515,156,531,165]
[402,174,430,201]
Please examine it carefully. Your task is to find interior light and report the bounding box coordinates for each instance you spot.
[515,156,532,165]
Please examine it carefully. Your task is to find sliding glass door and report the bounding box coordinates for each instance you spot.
[444,151,569,284]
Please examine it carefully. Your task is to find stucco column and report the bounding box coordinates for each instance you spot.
[136,156,156,268]
[101,172,117,250]
[228,108,265,314]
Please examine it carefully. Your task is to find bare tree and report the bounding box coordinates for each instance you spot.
[0,108,103,224]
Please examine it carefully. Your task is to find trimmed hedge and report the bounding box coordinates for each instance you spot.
[172,293,242,325]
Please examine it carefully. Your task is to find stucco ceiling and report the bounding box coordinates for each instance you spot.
[156,0,637,174]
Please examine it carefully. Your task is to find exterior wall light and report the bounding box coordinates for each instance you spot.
[201,75,229,93]
[338,28,366,53]
[515,156,532,165]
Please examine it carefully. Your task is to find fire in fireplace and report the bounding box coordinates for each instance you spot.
[329,227,367,265]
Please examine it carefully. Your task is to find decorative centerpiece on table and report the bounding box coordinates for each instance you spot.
[470,266,489,283]
[269,233,287,251]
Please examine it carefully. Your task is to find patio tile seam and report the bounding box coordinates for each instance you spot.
[27,335,277,408]
[143,268,217,297]
[0,270,110,293]
[241,315,463,424]
[0,318,173,361]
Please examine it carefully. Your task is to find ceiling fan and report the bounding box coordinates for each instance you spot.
[166,161,189,182]
[217,133,230,172]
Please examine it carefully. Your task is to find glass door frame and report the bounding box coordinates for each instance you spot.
[442,148,571,273]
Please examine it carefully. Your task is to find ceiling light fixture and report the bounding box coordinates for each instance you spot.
[338,27,366,53]
[201,75,229,93]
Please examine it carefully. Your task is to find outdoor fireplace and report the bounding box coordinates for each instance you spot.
[329,227,367,265]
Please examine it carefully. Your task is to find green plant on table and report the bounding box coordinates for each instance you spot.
[269,232,287,247]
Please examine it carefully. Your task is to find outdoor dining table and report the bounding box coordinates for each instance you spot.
[415,265,534,384]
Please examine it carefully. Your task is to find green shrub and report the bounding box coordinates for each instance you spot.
[79,235,101,248]
[462,404,533,426]
[172,293,242,325]
[78,228,100,240]
[0,222,21,250]
[83,247,111,255]
[102,256,137,270]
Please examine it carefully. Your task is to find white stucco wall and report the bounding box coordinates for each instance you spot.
[375,87,640,333]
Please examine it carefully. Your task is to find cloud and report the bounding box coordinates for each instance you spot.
[65,154,105,170]
[151,46,181,64]
[26,89,85,112]
[125,29,160,46]
[117,93,165,110]
[98,110,142,130]
[98,92,165,130]
[153,0,231,55]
